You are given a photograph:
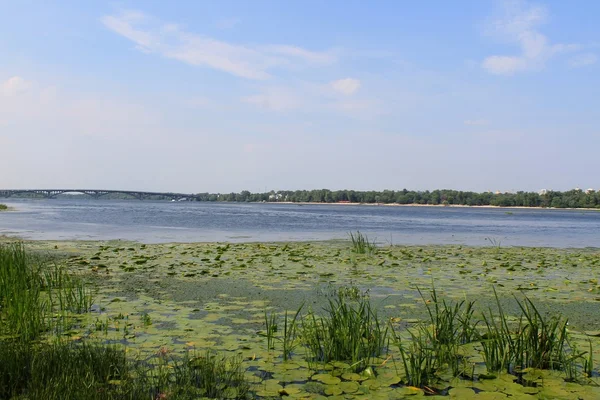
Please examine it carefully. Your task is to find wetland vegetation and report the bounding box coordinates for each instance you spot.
[1,238,599,399]
[0,204,8,211]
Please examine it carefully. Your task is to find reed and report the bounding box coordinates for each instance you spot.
[0,243,48,341]
[478,287,586,380]
[393,327,437,388]
[349,231,377,255]
[0,340,251,400]
[263,310,277,351]
[302,293,388,372]
[282,304,304,361]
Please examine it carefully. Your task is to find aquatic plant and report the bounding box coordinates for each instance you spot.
[0,204,7,211]
[141,311,152,326]
[302,293,388,372]
[418,285,478,346]
[393,326,437,388]
[391,285,477,388]
[0,340,129,400]
[263,310,277,351]
[150,350,250,400]
[349,231,377,255]
[0,340,252,400]
[282,304,304,361]
[478,287,591,382]
[0,243,48,341]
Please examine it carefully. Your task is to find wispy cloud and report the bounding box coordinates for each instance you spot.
[101,10,335,80]
[464,119,489,126]
[330,78,361,95]
[481,1,580,75]
[568,53,597,68]
[215,17,241,30]
[1,76,32,96]
[241,87,300,111]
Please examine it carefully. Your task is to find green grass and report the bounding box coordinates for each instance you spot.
[302,292,388,371]
[0,243,95,341]
[349,231,377,255]
[263,310,277,351]
[0,340,251,400]
[0,243,49,341]
[282,304,304,361]
[393,327,437,388]
[0,204,7,211]
[0,243,253,399]
[478,288,593,382]
[392,286,477,389]
[392,284,595,389]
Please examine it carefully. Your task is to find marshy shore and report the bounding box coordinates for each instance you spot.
[2,238,600,399]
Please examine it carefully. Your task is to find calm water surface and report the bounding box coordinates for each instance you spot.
[1,199,599,248]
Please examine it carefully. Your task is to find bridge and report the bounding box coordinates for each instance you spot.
[0,189,198,201]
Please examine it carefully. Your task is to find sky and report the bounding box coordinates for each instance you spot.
[0,0,598,193]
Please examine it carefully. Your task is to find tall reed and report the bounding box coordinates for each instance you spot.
[302,293,388,371]
[349,231,377,255]
[0,243,48,341]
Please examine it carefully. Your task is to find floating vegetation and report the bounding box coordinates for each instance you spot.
[2,239,600,399]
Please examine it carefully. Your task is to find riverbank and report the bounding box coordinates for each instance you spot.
[273,201,600,211]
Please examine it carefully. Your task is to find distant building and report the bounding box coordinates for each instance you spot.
[269,193,283,201]
[539,189,547,195]
[586,188,596,194]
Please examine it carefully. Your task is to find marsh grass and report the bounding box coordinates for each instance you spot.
[0,340,129,400]
[393,327,437,388]
[0,243,48,341]
[0,340,251,400]
[0,243,253,399]
[394,284,595,389]
[150,350,250,400]
[479,288,592,382]
[302,293,388,372]
[418,285,478,346]
[393,286,477,388]
[0,204,7,211]
[349,231,377,255]
[282,304,304,361]
[263,310,277,350]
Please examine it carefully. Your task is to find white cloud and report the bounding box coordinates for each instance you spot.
[464,119,489,126]
[263,45,336,65]
[1,76,32,96]
[215,17,241,30]
[330,78,361,95]
[0,79,159,140]
[481,1,579,75]
[241,88,299,111]
[101,10,335,80]
[568,53,598,68]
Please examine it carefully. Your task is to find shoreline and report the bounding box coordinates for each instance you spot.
[2,198,598,211]
[272,201,600,211]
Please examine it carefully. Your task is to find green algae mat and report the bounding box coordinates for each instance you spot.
[21,240,600,398]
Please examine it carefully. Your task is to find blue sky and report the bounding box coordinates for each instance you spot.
[1,0,598,193]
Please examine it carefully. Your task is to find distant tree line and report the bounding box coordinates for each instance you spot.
[192,189,600,209]
[3,189,599,208]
